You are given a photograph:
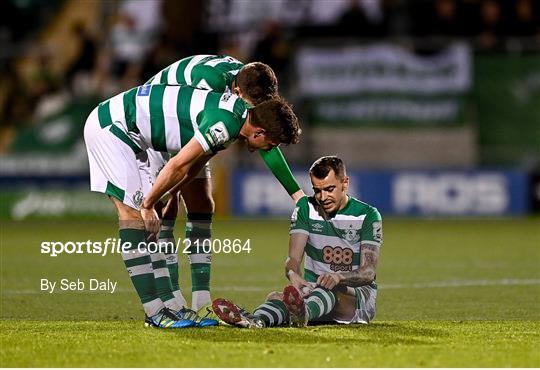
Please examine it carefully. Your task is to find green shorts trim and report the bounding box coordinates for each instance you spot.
[105,181,125,202]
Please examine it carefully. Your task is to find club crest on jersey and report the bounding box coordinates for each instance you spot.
[133,190,144,208]
[206,122,230,146]
[343,225,360,243]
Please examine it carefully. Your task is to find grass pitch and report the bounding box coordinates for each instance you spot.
[1,217,539,367]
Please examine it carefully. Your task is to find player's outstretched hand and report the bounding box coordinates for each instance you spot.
[140,206,161,236]
[317,272,343,290]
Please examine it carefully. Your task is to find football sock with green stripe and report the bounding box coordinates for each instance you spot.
[186,213,213,310]
[305,287,337,320]
[150,250,181,312]
[253,299,290,327]
[159,219,187,308]
[119,227,163,317]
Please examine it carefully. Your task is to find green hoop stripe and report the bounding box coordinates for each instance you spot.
[149,85,167,151]
[98,101,113,128]
[123,87,138,132]
[108,125,142,154]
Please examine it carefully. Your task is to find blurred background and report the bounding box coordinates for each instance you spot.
[0,0,539,219]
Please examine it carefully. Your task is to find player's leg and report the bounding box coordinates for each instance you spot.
[211,298,265,328]
[335,285,377,324]
[110,197,168,318]
[157,196,188,308]
[84,111,194,328]
[213,292,290,328]
[251,291,291,327]
[283,285,337,327]
[143,150,188,311]
[181,167,215,311]
[144,151,217,327]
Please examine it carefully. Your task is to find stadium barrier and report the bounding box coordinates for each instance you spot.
[231,169,529,217]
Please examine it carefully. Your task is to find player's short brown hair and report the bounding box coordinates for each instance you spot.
[236,62,278,105]
[249,98,301,145]
[309,156,347,180]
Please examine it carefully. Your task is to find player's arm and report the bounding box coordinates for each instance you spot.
[339,244,380,287]
[317,243,380,289]
[285,233,313,295]
[259,147,305,203]
[286,196,312,294]
[140,137,205,233]
[160,153,213,220]
[168,152,214,195]
[285,232,307,275]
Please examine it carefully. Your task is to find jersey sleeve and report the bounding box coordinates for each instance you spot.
[194,111,241,154]
[259,147,301,196]
[360,207,383,247]
[289,196,310,235]
[191,65,228,91]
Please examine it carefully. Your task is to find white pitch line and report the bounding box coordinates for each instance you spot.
[380,278,540,290]
[2,278,539,296]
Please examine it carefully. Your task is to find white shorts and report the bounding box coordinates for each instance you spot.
[333,285,377,324]
[84,108,210,210]
[84,107,151,209]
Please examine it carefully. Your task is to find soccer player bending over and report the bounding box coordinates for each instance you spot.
[145,55,304,314]
[84,83,301,328]
[213,156,382,327]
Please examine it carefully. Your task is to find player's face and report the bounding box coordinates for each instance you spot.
[310,170,349,214]
[244,130,278,152]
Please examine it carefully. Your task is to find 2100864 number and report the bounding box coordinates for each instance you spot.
[182,239,251,254]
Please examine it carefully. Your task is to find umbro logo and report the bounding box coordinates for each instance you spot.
[312,223,324,231]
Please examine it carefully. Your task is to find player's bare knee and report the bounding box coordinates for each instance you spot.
[266,291,284,302]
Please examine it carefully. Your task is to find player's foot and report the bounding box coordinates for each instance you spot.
[144,307,196,328]
[212,298,264,328]
[171,307,219,328]
[196,304,220,327]
[283,285,309,327]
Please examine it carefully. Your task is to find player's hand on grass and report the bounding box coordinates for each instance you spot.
[317,272,343,290]
[140,206,161,236]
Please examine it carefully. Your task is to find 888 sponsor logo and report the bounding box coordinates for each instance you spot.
[322,246,354,272]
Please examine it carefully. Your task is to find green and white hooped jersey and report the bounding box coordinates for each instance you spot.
[146,55,244,92]
[289,196,382,285]
[96,84,250,154]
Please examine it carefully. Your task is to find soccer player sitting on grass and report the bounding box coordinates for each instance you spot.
[84,83,301,328]
[144,55,305,315]
[212,156,382,327]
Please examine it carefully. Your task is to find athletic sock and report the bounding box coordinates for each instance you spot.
[185,212,213,310]
[253,299,290,327]
[160,219,187,308]
[119,228,163,317]
[305,287,336,320]
[150,250,181,312]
